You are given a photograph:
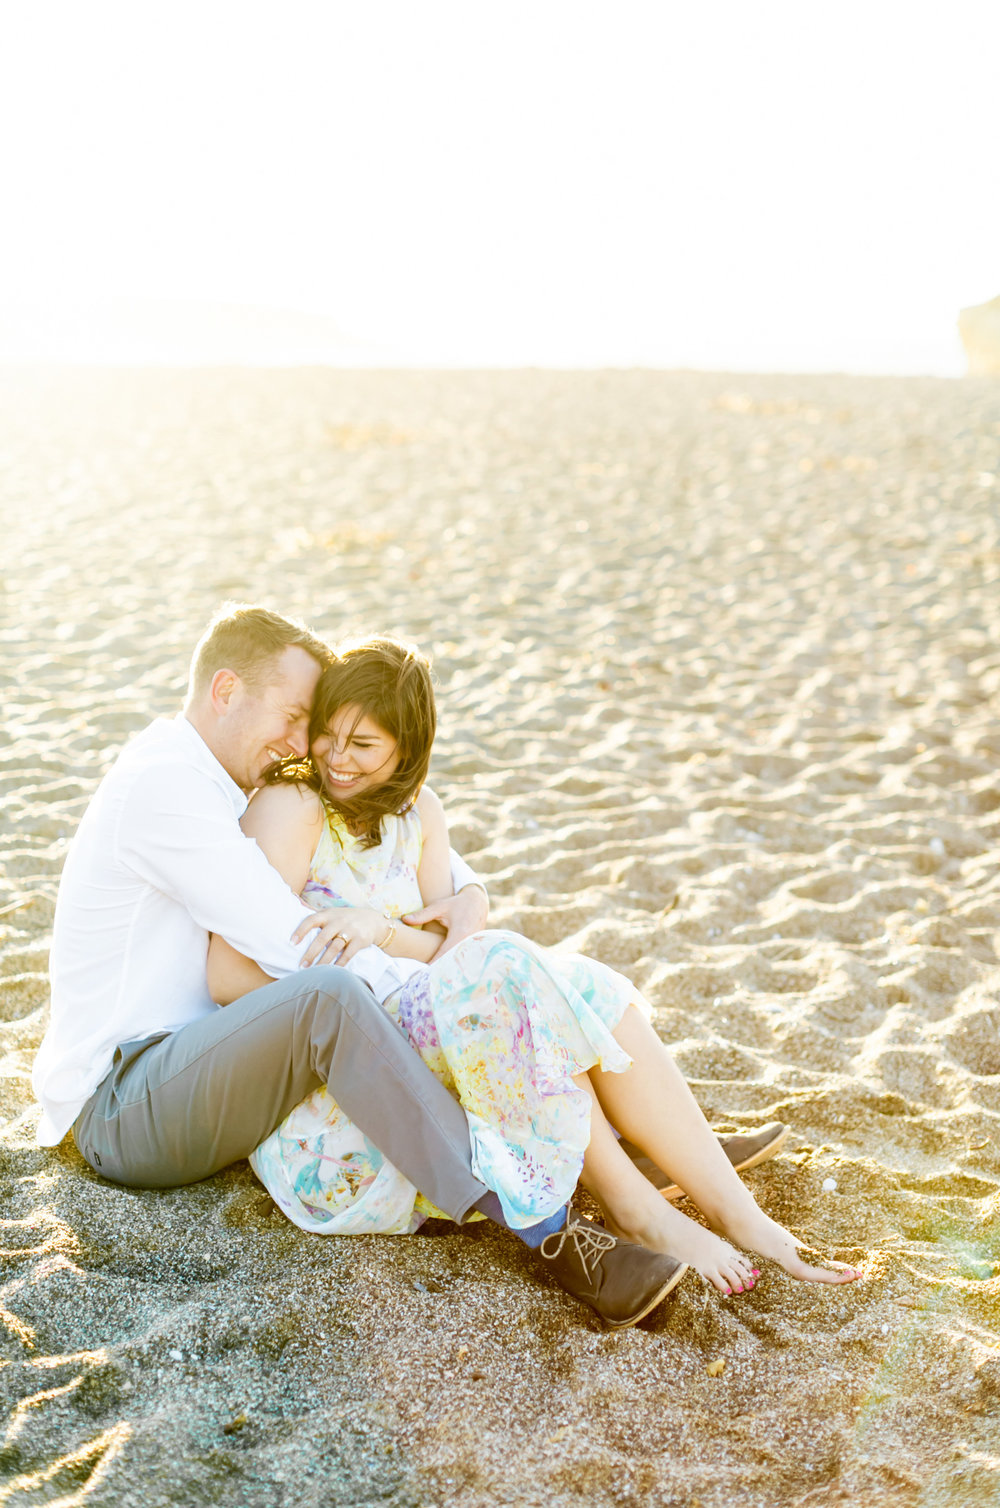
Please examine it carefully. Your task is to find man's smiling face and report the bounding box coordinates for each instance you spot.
[216,644,322,791]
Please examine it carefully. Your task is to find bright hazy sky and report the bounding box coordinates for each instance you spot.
[1,1,997,371]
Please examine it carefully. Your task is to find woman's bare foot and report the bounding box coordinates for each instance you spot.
[604,1200,761,1296]
[719,1207,861,1284]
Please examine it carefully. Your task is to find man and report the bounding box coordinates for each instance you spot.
[33,602,690,1328]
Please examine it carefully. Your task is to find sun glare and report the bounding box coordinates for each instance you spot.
[0,1,997,372]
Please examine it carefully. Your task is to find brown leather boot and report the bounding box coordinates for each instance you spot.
[537,1209,688,1327]
[619,1121,790,1200]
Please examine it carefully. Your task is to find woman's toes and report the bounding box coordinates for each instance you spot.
[717,1255,756,1295]
[790,1253,860,1284]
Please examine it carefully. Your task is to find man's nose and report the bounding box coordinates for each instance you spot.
[288,726,309,757]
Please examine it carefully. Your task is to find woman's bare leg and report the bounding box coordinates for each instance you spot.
[576,1075,758,1294]
[586,1008,860,1286]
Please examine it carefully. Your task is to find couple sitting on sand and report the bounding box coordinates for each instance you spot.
[34,604,859,1329]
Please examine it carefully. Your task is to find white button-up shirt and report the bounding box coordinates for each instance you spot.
[33,715,481,1146]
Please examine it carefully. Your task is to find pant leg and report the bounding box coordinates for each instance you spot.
[72,966,487,1222]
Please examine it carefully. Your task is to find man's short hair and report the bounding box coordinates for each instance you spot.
[187,603,332,698]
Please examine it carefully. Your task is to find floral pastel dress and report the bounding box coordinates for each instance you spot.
[250,807,647,1234]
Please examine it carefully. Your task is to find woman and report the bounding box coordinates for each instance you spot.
[208,638,859,1295]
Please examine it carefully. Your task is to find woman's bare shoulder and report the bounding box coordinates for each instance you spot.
[244,780,325,832]
[415,784,444,817]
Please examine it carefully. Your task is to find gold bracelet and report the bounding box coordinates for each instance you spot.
[376,918,396,950]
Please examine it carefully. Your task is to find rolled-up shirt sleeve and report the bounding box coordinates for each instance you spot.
[116,763,315,979]
[449,849,486,899]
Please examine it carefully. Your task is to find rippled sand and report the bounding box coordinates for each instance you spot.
[2,367,999,1507]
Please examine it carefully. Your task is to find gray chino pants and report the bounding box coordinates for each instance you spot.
[72,965,487,1223]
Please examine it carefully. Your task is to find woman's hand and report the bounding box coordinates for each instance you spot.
[291,906,391,966]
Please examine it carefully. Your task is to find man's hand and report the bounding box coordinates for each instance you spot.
[403,884,488,959]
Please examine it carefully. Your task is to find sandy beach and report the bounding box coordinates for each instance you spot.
[2,366,999,1507]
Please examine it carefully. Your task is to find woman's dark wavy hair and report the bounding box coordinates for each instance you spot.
[266,636,436,849]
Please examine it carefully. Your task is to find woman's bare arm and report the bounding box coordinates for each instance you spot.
[403,784,488,957]
[415,786,454,905]
[206,783,325,1004]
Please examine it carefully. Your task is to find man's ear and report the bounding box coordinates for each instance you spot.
[209,668,241,713]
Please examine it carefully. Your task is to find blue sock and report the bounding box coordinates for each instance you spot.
[472,1191,568,1249]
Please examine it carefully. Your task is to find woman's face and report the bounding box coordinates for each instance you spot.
[312,704,400,799]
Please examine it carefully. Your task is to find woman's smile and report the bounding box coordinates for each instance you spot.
[323,768,365,792]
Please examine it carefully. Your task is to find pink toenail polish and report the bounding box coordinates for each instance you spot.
[752,1268,760,1276]
[724,1286,732,1295]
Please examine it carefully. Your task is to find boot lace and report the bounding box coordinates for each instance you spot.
[540,1217,617,1282]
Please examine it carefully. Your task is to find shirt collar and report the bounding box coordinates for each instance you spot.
[174,713,250,816]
